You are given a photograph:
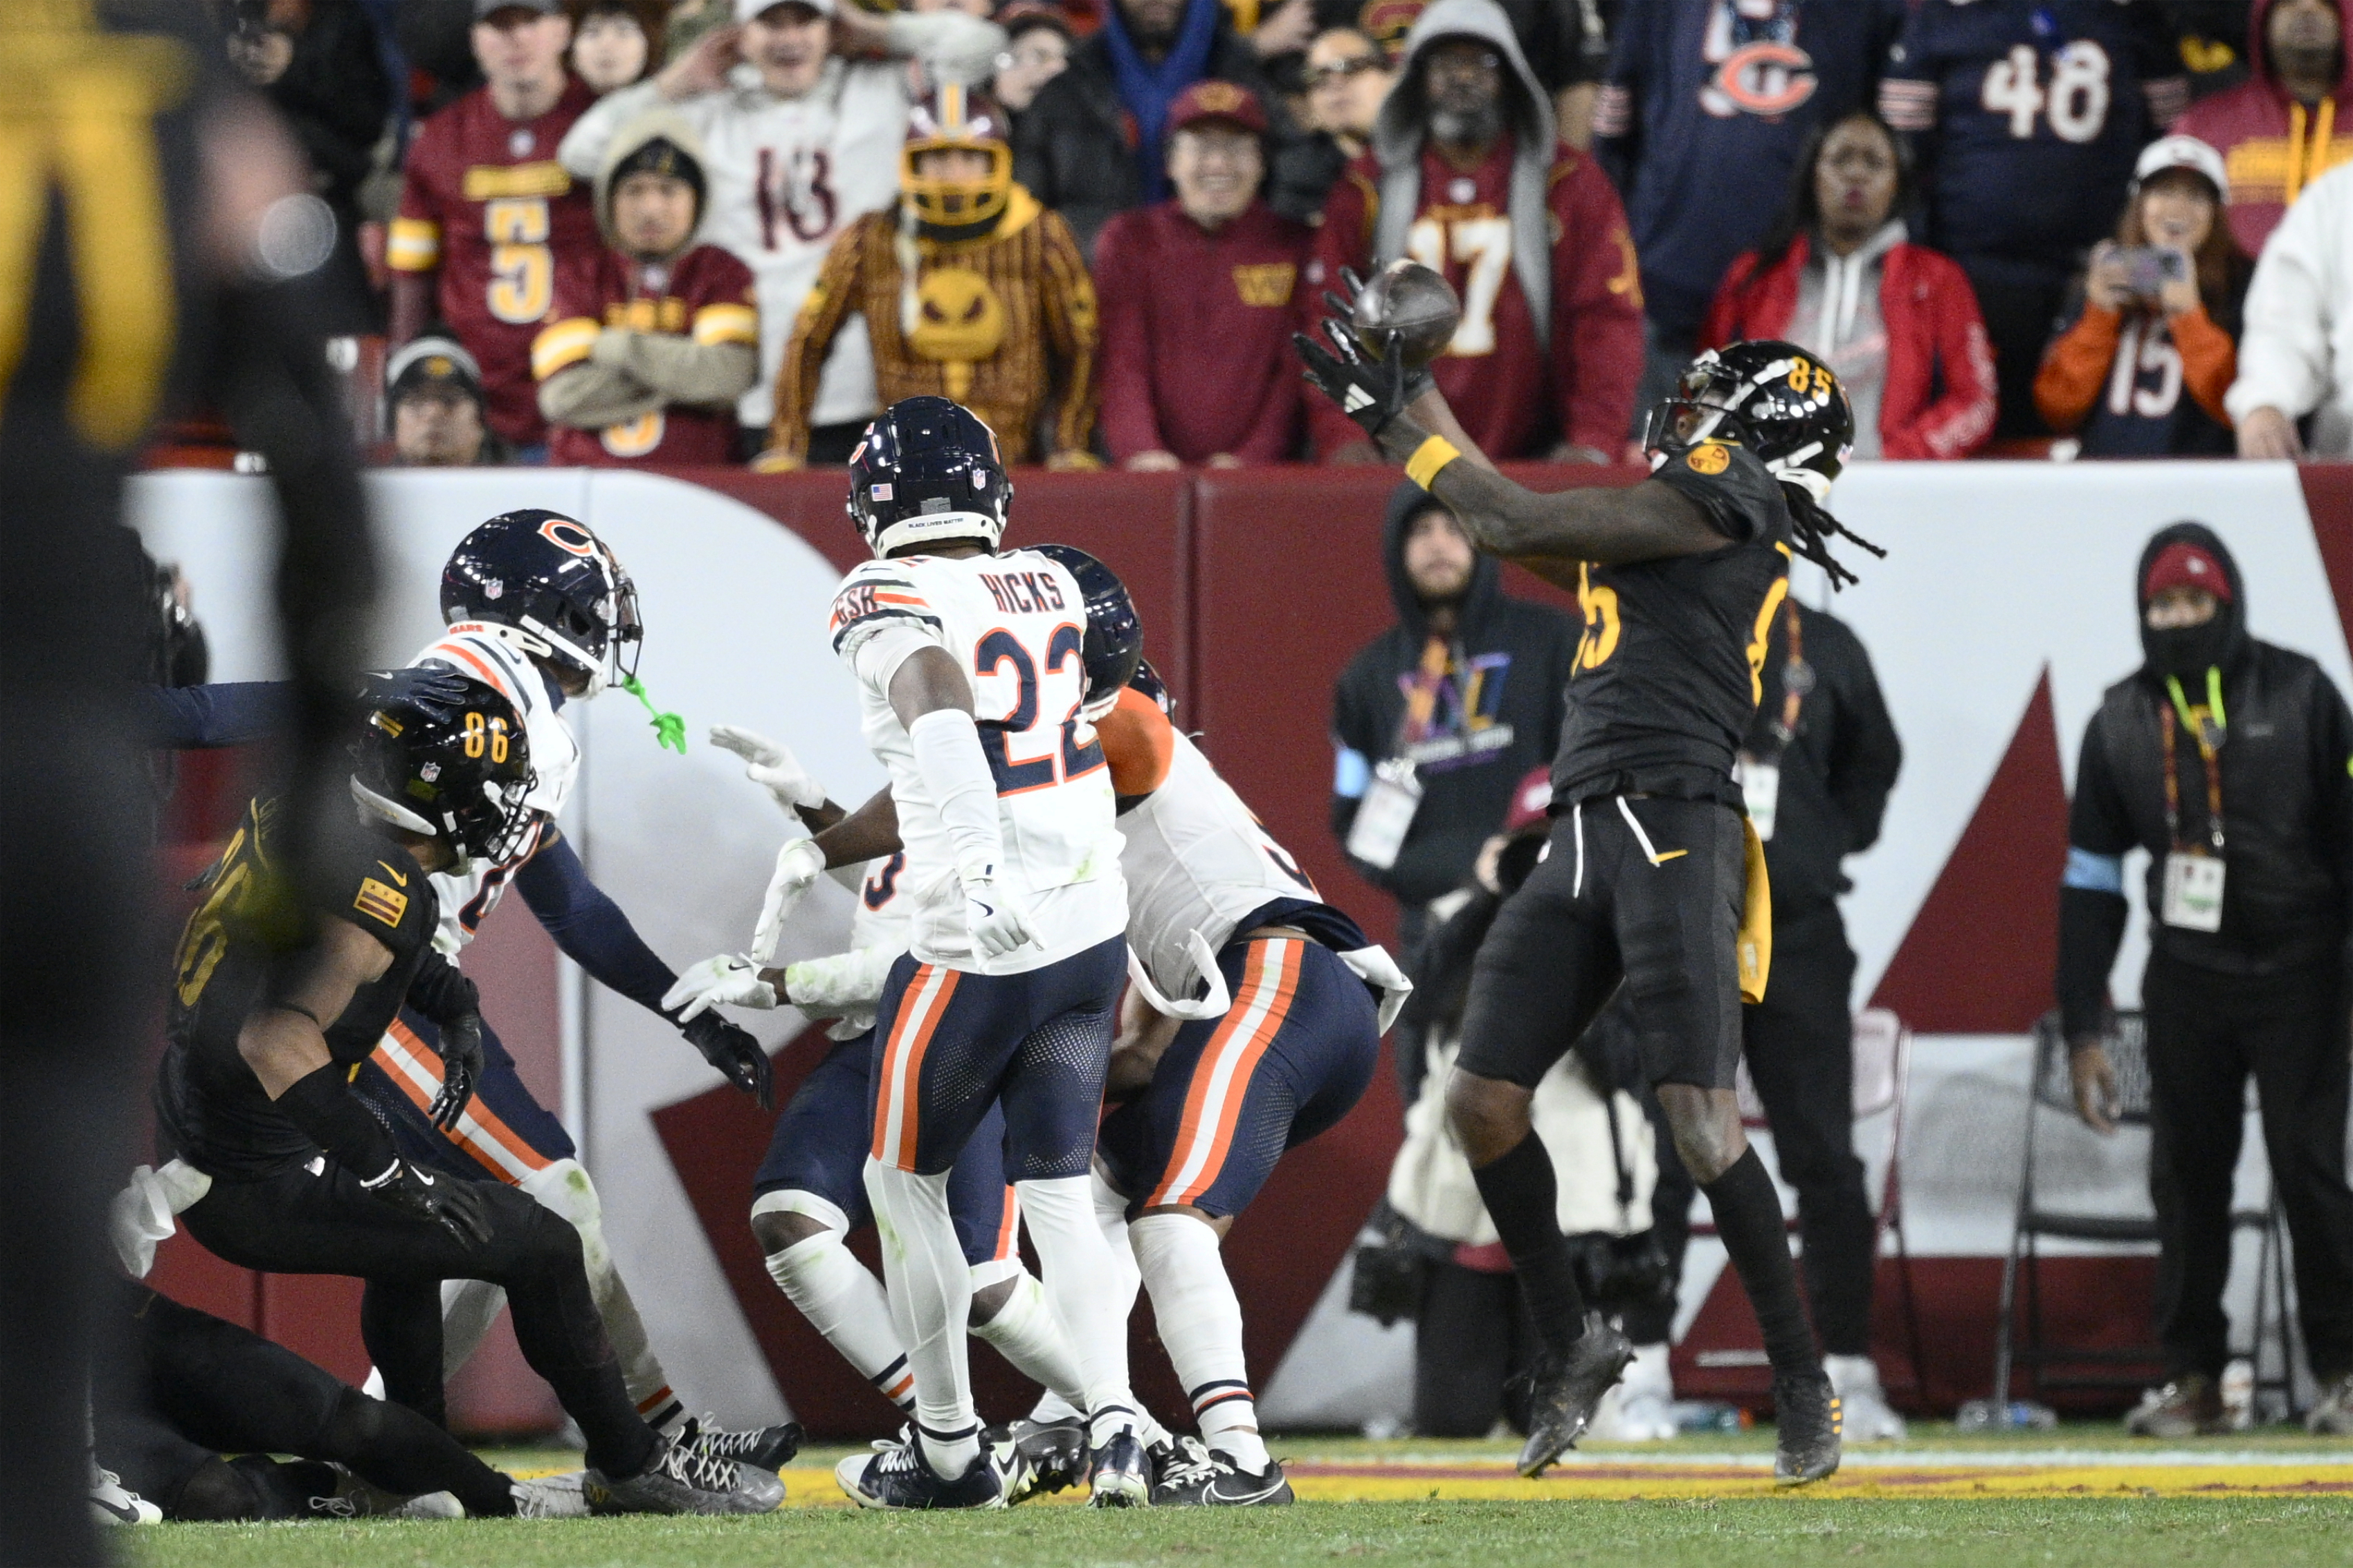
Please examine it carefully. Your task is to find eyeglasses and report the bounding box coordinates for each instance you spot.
[1305,54,1383,85]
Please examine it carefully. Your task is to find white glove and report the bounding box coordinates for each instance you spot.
[963,874,1040,960]
[710,724,827,813]
[1339,943,1415,1034]
[751,837,828,965]
[663,954,779,1022]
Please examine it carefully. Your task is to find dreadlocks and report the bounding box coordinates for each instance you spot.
[1786,487,1884,591]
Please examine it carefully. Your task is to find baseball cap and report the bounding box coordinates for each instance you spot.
[1501,767,1553,835]
[385,335,486,403]
[2134,134,2230,203]
[996,0,1073,39]
[475,0,564,17]
[1164,79,1268,137]
[736,0,835,21]
[2143,540,2232,605]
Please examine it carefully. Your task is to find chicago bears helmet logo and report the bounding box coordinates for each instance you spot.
[537,516,599,556]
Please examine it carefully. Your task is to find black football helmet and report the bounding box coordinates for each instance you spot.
[847,396,1013,558]
[1030,543,1142,718]
[349,673,538,867]
[440,510,642,698]
[1129,657,1173,715]
[1640,340,1855,503]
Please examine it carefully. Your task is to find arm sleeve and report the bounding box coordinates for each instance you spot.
[1092,215,1166,461]
[404,949,481,1027]
[557,78,664,179]
[1304,167,1381,458]
[1036,211,1102,461]
[511,830,679,1018]
[2055,715,2133,1037]
[907,708,1007,883]
[2132,1,2190,128]
[597,331,760,406]
[1822,621,1902,852]
[880,10,1006,86]
[2226,188,2338,423]
[1590,0,1644,191]
[386,121,444,275]
[2168,302,2238,427]
[538,362,662,428]
[140,682,290,748]
[1548,155,1646,453]
[767,223,867,462]
[2307,670,2353,933]
[1095,686,1176,796]
[1889,255,1999,459]
[2033,303,2121,435]
[1877,11,1940,168]
[783,942,903,1017]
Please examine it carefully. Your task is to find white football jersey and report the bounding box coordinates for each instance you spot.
[1120,727,1327,1001]
[803,850,916,1039]
[830,549,1126,974]
[410,625,582,955]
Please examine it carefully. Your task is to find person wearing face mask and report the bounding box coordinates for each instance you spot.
[2037,137,2251,456]
[2177,0,2353,259]
[1705,109,1995,461]
[2057,524,2353,1437]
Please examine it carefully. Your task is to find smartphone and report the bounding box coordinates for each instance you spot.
[2113,246,2191,297]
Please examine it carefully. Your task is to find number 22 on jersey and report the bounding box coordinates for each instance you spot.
[973,622,1104,794]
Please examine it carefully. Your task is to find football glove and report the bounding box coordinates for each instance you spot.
[750,837,828,965]
[356,665,473,718]
[662,954,779,1021]
[361,1159,496,1247]
[681,1009,774,1111]
[710,724,827,813]
[429,1011,485,1131]
[1295,314,1417,438]
[963,874,1039,960]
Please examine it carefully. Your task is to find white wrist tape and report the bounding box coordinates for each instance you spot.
[907,707,1005,885]
[785,942,903,1015]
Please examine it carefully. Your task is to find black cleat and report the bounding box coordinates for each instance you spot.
[1151,1440,1293,1506]
[1772,1373,1842,1486]
[835,1434,1005,1510]
[1516,1313,1635,1477]
[986,1416,1088,1504]
[1088,1429,1151,1507]
[680,1416,803,1475]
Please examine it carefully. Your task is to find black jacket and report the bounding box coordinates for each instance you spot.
[1742,601,1903,931]
[1010,25,1332,257]
[2058,523,2353,1037]
[1330,482,1579,909]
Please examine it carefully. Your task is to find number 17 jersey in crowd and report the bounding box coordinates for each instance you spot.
[829,547,1127,974]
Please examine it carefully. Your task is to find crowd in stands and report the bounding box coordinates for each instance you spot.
[221,0,2353,471]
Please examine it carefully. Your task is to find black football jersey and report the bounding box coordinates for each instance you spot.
[156,799,439,1179]
[1549,440,1795,806]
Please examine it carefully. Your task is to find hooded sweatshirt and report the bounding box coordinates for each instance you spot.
[2057,523,2353,1034]
[1330,481,1581,909]
[1305,0,1644,458]
[2178,0,2353,258]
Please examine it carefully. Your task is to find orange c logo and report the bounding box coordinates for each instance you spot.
[538,516,598,556]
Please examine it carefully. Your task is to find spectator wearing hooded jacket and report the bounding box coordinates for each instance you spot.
[1305,0,1644,463]
[1012,0,1330,254]
[2224,154,2353,455]
[2037,136,2251,455]
[1704,108,1995,460]
[1330,482,1579,945]
[2177,0,2353,258]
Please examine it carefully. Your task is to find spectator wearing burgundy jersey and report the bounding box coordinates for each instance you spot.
[2177,0,2353,259]
[1305,0,1643,464]
[1096,82,1314,467]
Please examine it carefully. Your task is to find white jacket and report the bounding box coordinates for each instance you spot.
[2227,158,2353,456]
[558,12,1001,430]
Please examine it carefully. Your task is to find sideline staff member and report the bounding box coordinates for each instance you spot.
[2058,523,2353,1437]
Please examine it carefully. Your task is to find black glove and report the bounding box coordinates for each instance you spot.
[361,1158,496,1247]
[430,1011,485,1131]
[681,1009,774,1111]
[1294,311,1417,439]
[357,665,473,717]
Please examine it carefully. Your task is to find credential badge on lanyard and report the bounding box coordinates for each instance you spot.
[2158,669,2227,932]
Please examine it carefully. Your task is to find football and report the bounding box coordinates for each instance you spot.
[1351,258,1462,371]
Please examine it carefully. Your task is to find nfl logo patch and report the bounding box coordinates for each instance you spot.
[484,581,505,599]
[419,762,442,781]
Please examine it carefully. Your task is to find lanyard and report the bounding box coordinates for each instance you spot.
[2159,667,2226,853]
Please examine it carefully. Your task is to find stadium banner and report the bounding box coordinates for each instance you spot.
[126,461,2353,1433]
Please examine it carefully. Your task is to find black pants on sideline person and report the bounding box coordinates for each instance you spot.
[1414,1261,1538,1437]
[180,1161,655,1478]
[2144,953,2353,1384]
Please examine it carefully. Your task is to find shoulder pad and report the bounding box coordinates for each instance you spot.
[828,562,944,657]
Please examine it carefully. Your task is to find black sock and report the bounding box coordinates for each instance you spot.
[1469,1132,1588,1358]
[1702,1147,1820,1379]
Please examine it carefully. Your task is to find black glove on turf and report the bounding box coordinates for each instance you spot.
[681,1009,774,1111]
[362,1159,496,1247]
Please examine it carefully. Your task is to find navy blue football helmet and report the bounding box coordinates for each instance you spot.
[440,510,642,697]
[846,396,1013,558]
[350,673,538,866]
[1030,543,1141,716]
[1129,657,1172,715]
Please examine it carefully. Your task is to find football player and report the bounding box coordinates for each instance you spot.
[1299,313,1879,1486]
[350,511,791,1470]
[666,725,1095,1503]
[152,678,777,1515]
[675,396,1147,1508]
[1087,652,1412,1506]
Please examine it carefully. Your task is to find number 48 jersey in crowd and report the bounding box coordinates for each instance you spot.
[829,548,1127,973]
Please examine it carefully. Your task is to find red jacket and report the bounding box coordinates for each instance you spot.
[1702,236,1997,462]
[2175,0,2353,259]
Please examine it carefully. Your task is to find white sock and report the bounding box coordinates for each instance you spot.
[437,1278,505,1381]
[1131,1211,1266,1471]
[1029,1389,1087,1423]
[519,1160,680,1427]
[1623,1342,1674,1401]
[1019,1173,1143,1449]
[757,1200,914,1412]
[865,1158,979,1477]
[1082,1172,1171,1446]
[968,1267,1089,1413]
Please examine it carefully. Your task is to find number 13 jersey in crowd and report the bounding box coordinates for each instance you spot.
[830,549,1127,974]
[1552,439,1795,808]
[390,78,601,447]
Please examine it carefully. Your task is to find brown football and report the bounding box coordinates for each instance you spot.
[1352,258,1463,370]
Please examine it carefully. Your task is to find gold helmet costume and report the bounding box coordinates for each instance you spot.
[900,82,1015,240]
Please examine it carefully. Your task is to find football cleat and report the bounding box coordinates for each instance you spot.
[679,1415,803,1475]
[1150,1440,1293,1507]
[1516,1313,1635,1477]
[835,1432,1006,1510]
[986,1415,1088,1504]
[90,1464,160,1526]
[1772,1373,1843,1486]
[312,1465,462,1519]
[585,1422,786,1515]
[509,1472,590,1519]
[1824,1354,1907,1442]
[1088,1428,1151,1508]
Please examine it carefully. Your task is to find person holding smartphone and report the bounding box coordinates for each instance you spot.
[2034,136,2252,456]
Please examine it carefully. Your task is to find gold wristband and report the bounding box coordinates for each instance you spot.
[1404,434,1461,491]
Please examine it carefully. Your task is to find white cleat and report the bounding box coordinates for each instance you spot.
[510,1471,592,1518]
[90,1464,161,1525]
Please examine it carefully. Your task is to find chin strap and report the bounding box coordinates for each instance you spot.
[620,674,686,754]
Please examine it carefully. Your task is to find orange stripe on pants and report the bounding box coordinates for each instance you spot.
[1148,940,1300,1208]
[871,965,959,1169]
[374,1020,552,1185]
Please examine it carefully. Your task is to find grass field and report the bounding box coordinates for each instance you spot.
[127,1428,2353,1568]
